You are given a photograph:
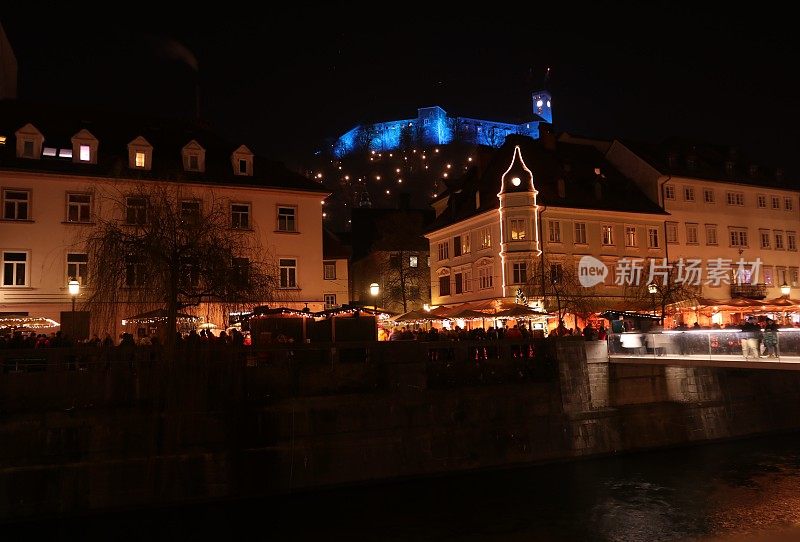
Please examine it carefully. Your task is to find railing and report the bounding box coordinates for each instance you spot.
[730,283,767,299]
[608,329,800,362]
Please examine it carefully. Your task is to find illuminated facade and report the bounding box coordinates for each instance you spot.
[0,103,334,337]
[332,91,552,158]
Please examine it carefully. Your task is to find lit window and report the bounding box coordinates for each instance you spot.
[180,201,201,225]
[42,147,57,157]
[67,193,92,223]
[279,258,297,288]
[323,261,336,279]
[510,218,526,240]
[277,206,297,232]
[601,225,614,246]
[59,148,72,159]
[231,203,250,229]
[648,227,660,248]
[0,136,6,145]
[409,256,418,268]
[3,190,30,220]
[324,293,337,309]
[478,265,493,289]
[2,251,28,286]
[67,253,88,284]
[480,226,492,248]
[574,222,587,244]
[135,152,146,168]
[79,144,91,162]
[625,226,636,247]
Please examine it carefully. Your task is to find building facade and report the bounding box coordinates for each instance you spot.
[0,103,330,337]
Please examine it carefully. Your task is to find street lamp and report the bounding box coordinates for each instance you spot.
[369,282,380,313]
[781,282,791,297]
[648,283,658,321]
[68,278,80,338]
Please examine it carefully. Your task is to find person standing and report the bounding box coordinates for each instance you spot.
[763,318,779,358]
[739,317,761,360]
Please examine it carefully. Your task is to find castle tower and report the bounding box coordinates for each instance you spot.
[531,90,552,124]
[497,145,541,298]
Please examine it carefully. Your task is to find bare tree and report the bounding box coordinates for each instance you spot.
[373,212,430,313]
[619,260,700,323]
[77,183,282,353]
[524,255,604,327]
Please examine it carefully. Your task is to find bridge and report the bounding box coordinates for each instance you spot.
[608,329,800,370]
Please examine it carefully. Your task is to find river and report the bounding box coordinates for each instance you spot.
[7,431,800,541]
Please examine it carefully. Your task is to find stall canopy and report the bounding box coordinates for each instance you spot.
[390,309,436,323]
[123,308,199,324]
[0,316,60,329]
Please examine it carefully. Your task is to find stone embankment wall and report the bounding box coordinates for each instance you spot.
[2,339,800,521]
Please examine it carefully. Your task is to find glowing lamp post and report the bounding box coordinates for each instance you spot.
[781,283,791,297]
[68,278,80,338]
[369,282,380,313]
[648,283,658,321]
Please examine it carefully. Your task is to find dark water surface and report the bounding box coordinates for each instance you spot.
[6,432,800,541]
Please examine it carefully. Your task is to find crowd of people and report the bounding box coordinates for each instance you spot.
[0,327,250,350]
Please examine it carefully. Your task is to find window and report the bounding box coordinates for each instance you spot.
[439,275,450,296]
[323,261,336,279]
[67,253,88,284]
[760,230,771,249]
[125,197,147,225]
[2,251,28,286]
[785,197,794,211]
[625,226,637,247]
[772,196,781,209]
[666,222,678,244]
[79,144,91,162]
[479,226,492,248]
[703,188,715,203]
[509,218,526,240]
[729,228,748,247]
[550,263,563,283]
[134,152,146,168]
[42,147,57,157]
[22,140,34,158]
[67,193,91,222]
[454,272,463,294]
[231,203,250,229]
[683,187,695,201]
[574,222,587,244]
[279,258,297,288]
[790,267,799,288]
[180,201,201,225]
[239,159,248,175]
[478,265,493,289]
[788,232,797,251]
[686,223,699,245]
[277,206,297,232]
[459,234,470,255]
[726,192,744,206]
[706,224,718,245]
[463,270,472,292]
[775,231,785,250]
[757,195,767,208]
[512,262,527,284]
[453,235,462,257]
[648,227,660,248]
[764,266,774,286]
[548,221,561,243]
[601,225,614,246]
[324,294,337,309]
[409,255,418,268]
[664,186,675,200]
[125,255,146,287]
[188,154,200,171]
[438,241,449,260]
[3,190,29,220]
[180,257,200,288]
[59,148,72,159]
[232,257,250,287]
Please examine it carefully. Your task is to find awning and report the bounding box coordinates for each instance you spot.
[123,308,199,324]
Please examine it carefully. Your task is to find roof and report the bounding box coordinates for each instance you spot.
[0,100,327,193]
[350,207,435,262]
[619,137,798,190]
[322,227,351,260]
[428,134,667,233]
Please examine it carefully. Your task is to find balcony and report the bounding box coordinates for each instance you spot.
[730,283,767,299]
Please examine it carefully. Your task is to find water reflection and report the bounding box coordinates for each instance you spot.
[7,432,800,541]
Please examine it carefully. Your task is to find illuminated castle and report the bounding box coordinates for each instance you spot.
[332,91,552,158]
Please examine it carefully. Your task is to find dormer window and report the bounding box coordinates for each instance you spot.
[749,164,759,177]
[71,129,98,164]
[15,123,44,159]
[0,136,6,145]
[128,136,153,170]
[181,140,206,173]
[725,161,735,175]
[231,145,254,176]
[43,147,57,157]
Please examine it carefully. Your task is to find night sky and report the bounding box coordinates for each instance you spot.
[2,7,798,177]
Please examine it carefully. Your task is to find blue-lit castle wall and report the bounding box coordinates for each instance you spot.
[332,91,552,158]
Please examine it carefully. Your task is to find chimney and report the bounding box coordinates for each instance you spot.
[539,123,556,151]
